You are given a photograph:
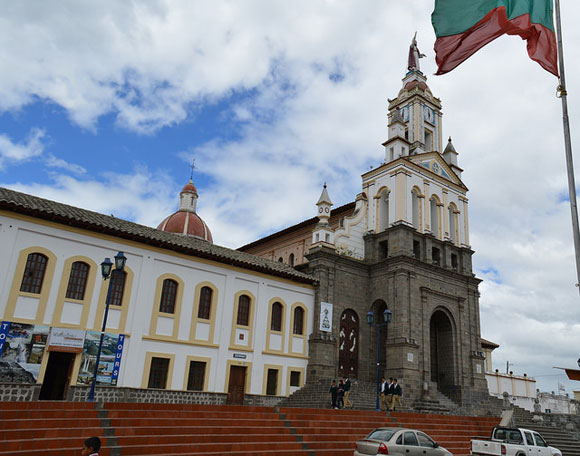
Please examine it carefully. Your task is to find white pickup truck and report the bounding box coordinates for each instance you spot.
[471,427,562,456]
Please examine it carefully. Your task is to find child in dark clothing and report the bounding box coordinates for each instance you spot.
[329,380,338,409]
[337,379,345,409]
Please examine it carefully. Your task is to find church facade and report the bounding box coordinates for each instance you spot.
[241,66,489,405]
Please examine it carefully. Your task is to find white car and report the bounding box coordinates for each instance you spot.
[354,427,453,456]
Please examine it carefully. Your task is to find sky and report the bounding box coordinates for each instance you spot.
[1,1,579,395]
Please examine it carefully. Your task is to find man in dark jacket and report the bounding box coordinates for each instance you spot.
[391,378,402,410]
[343,376,353,408]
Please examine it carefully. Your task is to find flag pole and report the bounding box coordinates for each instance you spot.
[554,0,580,295]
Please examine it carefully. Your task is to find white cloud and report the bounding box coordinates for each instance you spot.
[0,128,46,169]
[2,0,580,393]
[3,167,176,230]
[44,154,86,175]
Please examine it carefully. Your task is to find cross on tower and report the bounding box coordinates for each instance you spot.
[190,159,196,180]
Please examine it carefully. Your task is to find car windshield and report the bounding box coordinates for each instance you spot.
[367,430,396,442]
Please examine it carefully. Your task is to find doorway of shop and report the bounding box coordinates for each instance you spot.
[39,351,75,400]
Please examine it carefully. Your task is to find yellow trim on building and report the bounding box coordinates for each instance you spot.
[190,281,218,344]
[286,366,305,396]
[148,273,184,340]
[224,359,253,394]
[183,355,211,391]
[141,352,176,389]
[265,297,286,354]
[289,302,307,356]
[4,246,57,324]
[0,211,316,291]
[262,363,283,396]
[52,256,98,329]
[229,290,256,351]
[93,266,135,333]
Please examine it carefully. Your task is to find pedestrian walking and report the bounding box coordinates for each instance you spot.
[329,379,338,409]
[343,376,353,408]
[391,378,402,411]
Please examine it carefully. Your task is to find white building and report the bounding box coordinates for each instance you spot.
[0,182,315,401]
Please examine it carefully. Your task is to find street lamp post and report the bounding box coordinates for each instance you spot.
[87,251,127,402]
[367,308,392,411]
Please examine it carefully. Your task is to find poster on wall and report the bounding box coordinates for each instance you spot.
[320,302,333,332]
[77,331,125,386]
[0,321,49,383]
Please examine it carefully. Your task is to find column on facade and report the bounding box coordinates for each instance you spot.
[442,189,449,240]
[395,170,407,224]
[423,181,431,233]
[460,196,470,247]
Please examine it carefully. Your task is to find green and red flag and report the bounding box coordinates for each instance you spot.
[432,0,558,76]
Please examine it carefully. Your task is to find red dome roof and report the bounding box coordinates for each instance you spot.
[157,211,213,242]
[181,181,198,194]
[404,80,429,91]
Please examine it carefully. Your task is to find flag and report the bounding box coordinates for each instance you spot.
[432,0,558,76]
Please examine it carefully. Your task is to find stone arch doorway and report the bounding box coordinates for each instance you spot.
[338,309,359,378]
[370,299,389,378]
[429,309,455,389]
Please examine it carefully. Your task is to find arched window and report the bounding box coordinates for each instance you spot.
[271,301,283,331]
[159,279,178,314]
[289,253,295,266]
[293,306,304,335]
[20,253,49,294]
[110,271,127,306]
[379,189,390,232]
[278,257,284,263]
[430,197,439,238]
[198,286,213,319]
[65,261,90,300]
[237,294,251,326]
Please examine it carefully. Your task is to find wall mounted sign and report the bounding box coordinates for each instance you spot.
[47,327,86,353]
[320,302,333,332]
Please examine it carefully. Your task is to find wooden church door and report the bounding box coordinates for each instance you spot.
[338,309,359,378]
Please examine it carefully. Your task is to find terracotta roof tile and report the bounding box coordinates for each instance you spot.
[0,186,316,285]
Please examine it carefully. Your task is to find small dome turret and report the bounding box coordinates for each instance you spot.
[157,179,213,242]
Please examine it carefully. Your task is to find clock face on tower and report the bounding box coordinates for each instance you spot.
[399,105,410,121]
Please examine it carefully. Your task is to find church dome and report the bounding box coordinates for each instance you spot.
[157,211,213,242]
[156,179,213,242]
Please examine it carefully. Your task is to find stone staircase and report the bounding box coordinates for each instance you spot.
[0,401,500,456]
[279,378,415,411]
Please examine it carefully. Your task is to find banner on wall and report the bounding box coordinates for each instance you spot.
[47,327,86,353]
[0,321,49,383]
[320,302,333,332]
[77,331,126,386]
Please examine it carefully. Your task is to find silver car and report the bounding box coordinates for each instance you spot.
[354,427,453,456]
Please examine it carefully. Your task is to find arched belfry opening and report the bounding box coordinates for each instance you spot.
[369,300,389,379]
[338,309,359,378]
[429,309,455,390]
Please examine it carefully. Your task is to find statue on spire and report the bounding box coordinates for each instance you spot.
[408,32,426,72]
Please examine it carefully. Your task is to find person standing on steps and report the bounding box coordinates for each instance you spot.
[380,377,388,411]
[343,376,353,408]
[385,377,394,411]
[391,378,402,411]
[329,379,338,409]
[337,378,345,409]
